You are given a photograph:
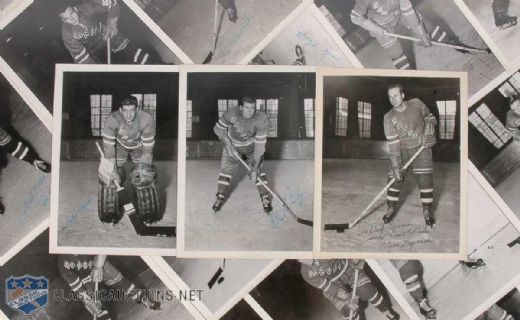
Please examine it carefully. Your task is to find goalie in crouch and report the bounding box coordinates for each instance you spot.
[212,96,272,213]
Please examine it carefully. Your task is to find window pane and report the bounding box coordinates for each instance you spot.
[304,98,314,138]
[186,100,192,138]
[336,97,348,136]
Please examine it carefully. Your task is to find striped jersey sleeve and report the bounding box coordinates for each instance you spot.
[253,112,268,160]
[350,0,370,25]
[214,109,232,139]
[62,26,96,64]
[301,264,344,302]
[419,99,437,124]
[399,0,422,31]
[102,114,119,159]
[140,111,156,153]
[383,112,401,156]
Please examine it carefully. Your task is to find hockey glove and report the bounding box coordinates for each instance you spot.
[390,155,404,182]
[79,291,103,317]
[350,259,365,270]
[103,17,119,41]
[392,167,404,182]
[130,163,157,187]
[91,266,104,283]
[98,157,120,186]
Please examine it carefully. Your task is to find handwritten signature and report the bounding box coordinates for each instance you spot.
[295,30,340,61]
[65,198,96,227]
[17,174,49,226]
[357,223,433,251]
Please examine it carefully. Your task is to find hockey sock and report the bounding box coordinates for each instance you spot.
[217,173,232,194]
[1,137,38,165]
[398,261,426,302]
[357,283,391,313]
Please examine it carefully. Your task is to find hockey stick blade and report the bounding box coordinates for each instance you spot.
[202,52,214,64]
[297,217,313,226]
[324,223,349,232]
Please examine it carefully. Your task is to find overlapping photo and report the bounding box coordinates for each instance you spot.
[50,65,178,255]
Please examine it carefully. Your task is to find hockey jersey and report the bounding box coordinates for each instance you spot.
[62,0,125,64]
[300,259,371,309]
[214,106,268,159]
[102,109,156,158]
[58,255,95,293]
[351,0,421,29]
[384,98,436,153]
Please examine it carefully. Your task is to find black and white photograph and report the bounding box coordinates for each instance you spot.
[0,229,201,320]
[0,70,51,265]
[0,0,31,29]
[474,288,520,320]
[373,174,520,320]
[152,257,281,319]
[314,0,504,95]
[50,65,178,255]
[468,69,520,230]
[125,0,309,64]
[178,66,315,257]
[455,0,520,70]
[219,299,263,320]
[0,0,182,111]
[247,4,359,67]
[248,259,409,320]
[317,69,467,258]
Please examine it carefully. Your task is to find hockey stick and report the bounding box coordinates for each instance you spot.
[202,0,220,64]
[107,36,111,64]
[236,155,313,227]
[384,31,491,54]
[324,146,426,231]
[95,142,123,192]
[93,280,99,320]
[349,269,359,320]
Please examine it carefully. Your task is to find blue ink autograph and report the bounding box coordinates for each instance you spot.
[17,174,49,226]
[295,30,340,61]
[65,198,96,227]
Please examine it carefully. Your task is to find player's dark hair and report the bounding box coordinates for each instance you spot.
[58,1,77,15]
[120,96,139,108]
[387,83,404,94]
[241,96,256,106]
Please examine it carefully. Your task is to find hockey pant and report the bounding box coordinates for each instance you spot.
[0,130,39,166]
[217,144,268,197]
[477,304,514,320]
[372,12,453,69]
[115,144,144,169]
[66,261,144,319]
[391,260,427,303]
[387,146,433,207]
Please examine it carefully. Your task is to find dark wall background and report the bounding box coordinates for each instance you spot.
[187,72,316,160]
[61,71,178,160]
[0,0,165,111]
[323,76,461,162]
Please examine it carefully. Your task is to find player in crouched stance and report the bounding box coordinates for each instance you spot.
[212,96,272,213]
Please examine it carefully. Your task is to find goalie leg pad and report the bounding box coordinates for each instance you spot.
[98,181,120,223]
[132,183,160,223]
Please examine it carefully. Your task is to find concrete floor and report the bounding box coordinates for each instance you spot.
[58,160,176,249]
[321,159,460,254]
[259,6,354,66]
[379,224,520,320]
[495,165,520,223]
[251,260,410,320]
[353,0,503,95]
[163,257,272,315]
[0,83,51,261]
[184,159,313,252]
[1,231,196,320]
[156,0,302,64]
[464,0,520,68]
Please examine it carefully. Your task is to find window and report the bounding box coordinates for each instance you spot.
[436,100,456,140]
[336,97,348,136]
[469,103,511,148]
[256,99,279,138]
[498,72,520,98]
[217,99,238,117]
[90,94,112,137]
[357,101,371,138]
[186,100,192,138]
[304,98,315,138]
[132,93,157,121]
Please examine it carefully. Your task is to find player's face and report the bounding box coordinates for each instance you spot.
[388,87,405,109]
[241,102,256,119]
[512,100,520,114]
[120,105,137,123]
[59,7,79,26]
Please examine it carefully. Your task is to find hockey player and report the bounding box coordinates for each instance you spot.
[383,83,437,227]
[0,126,50,215]
[505,97,520,140]
[477,304,514,320]
[59,0,156,64]
[350,0,463,69]
[99,96,158,221]
[58,254,160,319]
[492,0,517,30]
[299,259,400,320]
[391,260,436,319]
[212,96,272,213]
